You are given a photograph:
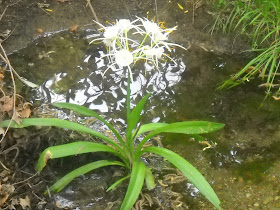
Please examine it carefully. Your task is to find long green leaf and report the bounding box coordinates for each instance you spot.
[36,141,128,172]
[106,175,130,192]
[120,161,146,210]
[126,93,151,149]
[0,118,124,156]
[53,103,126,148]
[137,121,225,152]
[48,160,126,192]
[134,122,167,137]
[142,147,221,210]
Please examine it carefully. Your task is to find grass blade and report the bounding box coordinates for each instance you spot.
[48,160,126,192]
[142,147,221,209]
[0,118,124,156]
[120,161,146,210]
[36,141,127,172]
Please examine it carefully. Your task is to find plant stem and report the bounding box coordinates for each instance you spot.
[126,68,131,119]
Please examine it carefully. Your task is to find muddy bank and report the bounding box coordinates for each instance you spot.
[1,0,250,54]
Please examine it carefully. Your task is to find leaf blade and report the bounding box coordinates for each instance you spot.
[142,147,221,209]
[53,103,126,148]
[126,93,151,148]
[137,121,225,152]
[0,118,124,155]
[36,141,125,172]
[120,161,146,210]
[49,160,126,192]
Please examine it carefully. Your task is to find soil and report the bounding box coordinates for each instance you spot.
[1,0,275,210]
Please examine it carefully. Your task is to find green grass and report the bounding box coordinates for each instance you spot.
[209,0,280,99]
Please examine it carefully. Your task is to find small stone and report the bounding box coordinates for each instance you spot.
[254,203,259,207]
[246,193,251,198]
[263,196,274,205]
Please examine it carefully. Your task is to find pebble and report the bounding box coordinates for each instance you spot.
[246,193,251,198]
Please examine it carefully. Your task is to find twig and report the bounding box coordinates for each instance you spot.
[86,0,100,23]
[155,0,158,22]
[13,172,38,185]
[0,43,16,144]
[0,159,11,171]
[0,6,8,22]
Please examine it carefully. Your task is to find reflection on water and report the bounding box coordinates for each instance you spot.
[26,33,186,115]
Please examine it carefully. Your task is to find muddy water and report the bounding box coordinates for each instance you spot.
[5,29,280,209]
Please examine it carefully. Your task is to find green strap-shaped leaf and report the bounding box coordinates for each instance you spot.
[134,123,206,142]
[0,118,124,156]
[137,121,225,152]
[145,167,156,190]
[142,147,221,210]
[48,160,126,192]
[106,175,130,192]
[126,93,151,148]
[53,103,126,148]
[36,141,128,172]
[134,122,167,137]
[120,161,146,210]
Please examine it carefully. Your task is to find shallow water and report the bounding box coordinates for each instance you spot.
[6,28,280,209]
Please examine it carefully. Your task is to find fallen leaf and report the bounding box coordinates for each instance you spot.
[37,28,44,34]
[21,103,32,118]
[0,194,9,206]
[177,3,184,10]
[19,196,30,209]
[0,96,14,112]
[0,127,4,137]
[70,25,78,32]
[273,95,280,100]
[12,109,22,125]
[0,184,15,206]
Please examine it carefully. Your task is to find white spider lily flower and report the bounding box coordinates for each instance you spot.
[143,46,165,59]
[142,20,161,35]
[115,49,134,67]
[103,25,119,47]
[154,31,168,42]
[116,19,133,33]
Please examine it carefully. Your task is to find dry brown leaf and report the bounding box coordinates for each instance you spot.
[37,28,44,34]
[0,194,9,206]
[0,127,4,136]
[0,96,14,112]
[21,103,32,118]
[70,25,78,32]
[0,184,15,206]
[19,196,30,209]
[272,95,280,100]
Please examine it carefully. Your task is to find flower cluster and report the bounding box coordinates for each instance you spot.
[90,17,185,74]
